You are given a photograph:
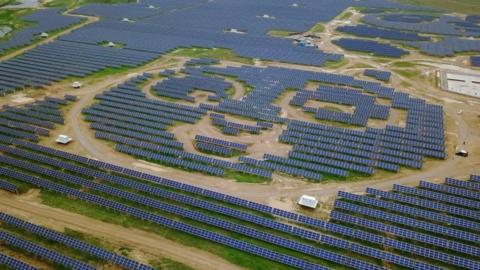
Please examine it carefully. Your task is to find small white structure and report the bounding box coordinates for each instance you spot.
[148,4,155,8]
[226,28,246,34]
[107,41,116,47]
[40,32,49,38]
[56,134,72,145]
[456,149,469,157]
[298,195,318,209]
[71,81,82,88]
[292,3,299,7]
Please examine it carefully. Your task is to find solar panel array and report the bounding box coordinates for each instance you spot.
[195,135,247,151]
[83,62,445,181]
[84,74,272,179]
[336,24,431,41]
[199,64,397,123]
[151,75,232,102]
[333,38,408,58]
[0,252,37,270]
[0,41,157,94]
[0,9,82,54]
[290,85,390,126]
[471,56,480,67]
[359,11,480,56]
[0,95,73,141]
[0,231,96,270]
[63,0,354,67]
[364,69,391,82]
[0,136,459,270]
[332,176,480,270]
[0,179,17,193]
[0,212,155,270]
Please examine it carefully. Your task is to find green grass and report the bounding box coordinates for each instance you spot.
[267,29,297,37]
[392,68,417,78]
[323,58,348,69]
[391,61,417,68]
[400,80,413,88]
[225,86,235,97]
[0,0,18,7]
[171,47,254,65]
[45,0,136,9]
[395,0,480,14]
[338,11,353,20]
[309,23,325,33]
[150,258,194,270]
[321,106,343,112]
[349,63,374,69]
[0,9,33,38]
[224,170,270,183]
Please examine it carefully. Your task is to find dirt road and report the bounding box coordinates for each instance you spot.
[0,191,245,270]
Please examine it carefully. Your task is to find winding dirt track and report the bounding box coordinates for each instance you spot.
[0,191,245,270]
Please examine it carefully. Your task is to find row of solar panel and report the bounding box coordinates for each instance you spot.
[0,147,434,270]
[0,165,330,270]
[3,135,474,270]
[196,141,233,156]
[0,212,155,270]
[364,69,392,81]
[333,38,408,57]
[195,135,247,151]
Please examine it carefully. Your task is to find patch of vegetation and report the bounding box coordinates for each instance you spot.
[392,68,417,78]
[267,29,296,37]
[0,9,33,39]
[349,63,374,69]
[400,80,413,88]
[391,61,417,68]
[225,86,235,97]
[150,258,194,270]
[0,0,18,7]
[309,23,325,33]
[171,47,254,65]
[338,11,353,20]
[323,58,348,69]
[321,105,343,112]
[45,0,136,9]
[224,170,270,184]
[395,0,480,14]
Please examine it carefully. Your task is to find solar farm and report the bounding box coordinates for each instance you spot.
[0,0,479,269]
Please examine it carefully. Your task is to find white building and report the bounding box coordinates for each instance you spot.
[56,135,72,145]
[439,70,480,98]
[298,195,318,209]
[71,81,82,88]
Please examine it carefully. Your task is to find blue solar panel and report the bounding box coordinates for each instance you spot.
[333,38,408,57]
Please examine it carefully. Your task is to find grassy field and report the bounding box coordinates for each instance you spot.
[0,0,18,7]
[267,29,297,37]
[309,23,324,33]
[323,58,349,69]
[0,9,33,35]
[45,0,136,9]
[396,0,480,14]
[338,11,353,20]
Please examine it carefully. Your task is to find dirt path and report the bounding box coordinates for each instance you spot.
[0,191,245,270]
